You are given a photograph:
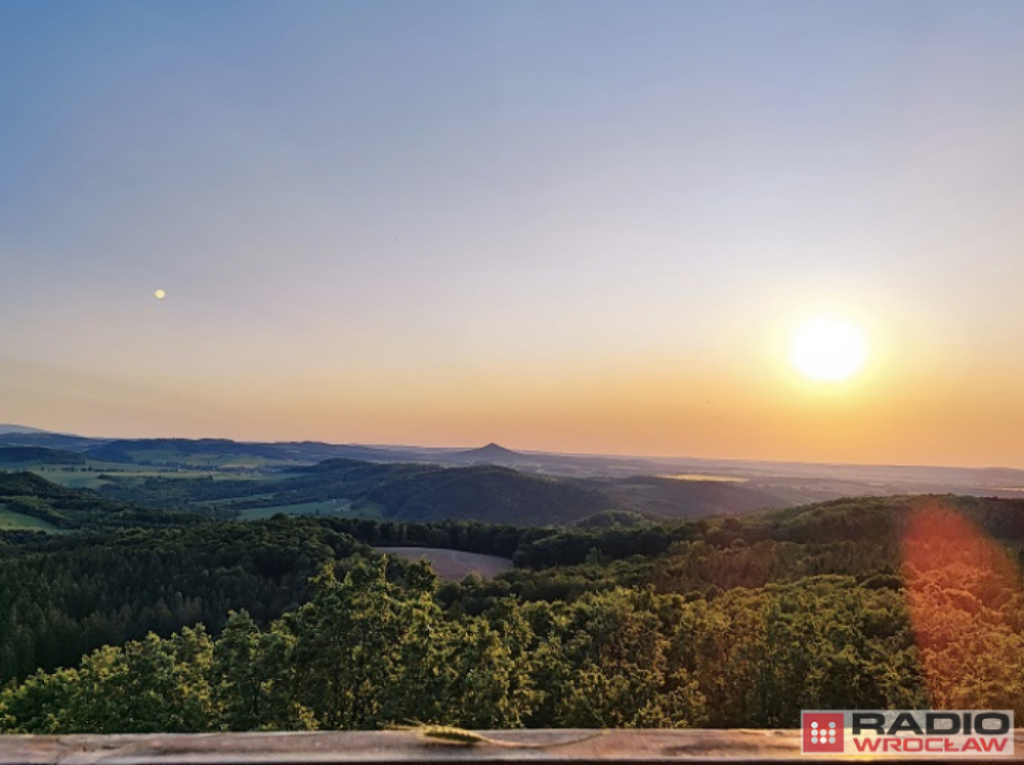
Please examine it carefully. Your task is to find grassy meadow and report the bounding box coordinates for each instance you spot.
[0,503,60,532]
[238,498,385,521]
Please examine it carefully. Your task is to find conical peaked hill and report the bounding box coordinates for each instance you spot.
[447,443,526,465]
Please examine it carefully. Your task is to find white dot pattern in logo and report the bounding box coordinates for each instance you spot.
[802,713,844,753]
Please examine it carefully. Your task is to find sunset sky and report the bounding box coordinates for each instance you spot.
[3,1,1024,467]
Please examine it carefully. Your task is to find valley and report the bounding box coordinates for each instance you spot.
[5,431,1024,530]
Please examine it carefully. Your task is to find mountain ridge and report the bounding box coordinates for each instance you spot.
[0,424,51,435]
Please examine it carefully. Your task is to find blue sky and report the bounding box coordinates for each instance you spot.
[3,1,1024,465]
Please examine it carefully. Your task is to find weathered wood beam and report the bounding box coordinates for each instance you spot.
[0,729,1021,765]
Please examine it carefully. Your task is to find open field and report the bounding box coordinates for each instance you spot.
[208,492,280,508]
[659,473,748,483]
[239,498,385,521]
[376,546,514,580]
[18,465,122,490]
[0,504,59,532]
[21,464,286,491]
[92,448,303,469]
[36,470,110,490]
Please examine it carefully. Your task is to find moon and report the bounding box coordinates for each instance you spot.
[789,316,868,383]
[154,289,166,300]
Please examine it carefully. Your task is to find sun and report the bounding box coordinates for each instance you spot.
[789,315,869,383]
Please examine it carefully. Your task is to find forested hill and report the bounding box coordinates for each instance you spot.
[0,447,86,465]
[276,460,616,525]
[82,439,427,466]
[0,471,204,530]
[1,490,1023,733]
[0,518,366,683]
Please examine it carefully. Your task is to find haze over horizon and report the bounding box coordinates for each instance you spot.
[4,2,1024,468]
[6,422,1024,476]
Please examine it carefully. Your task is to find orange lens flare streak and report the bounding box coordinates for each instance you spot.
[901,501,1024,712]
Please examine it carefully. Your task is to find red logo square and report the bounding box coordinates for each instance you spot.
[802,712,844,753]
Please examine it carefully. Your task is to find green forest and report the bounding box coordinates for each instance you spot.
[1,468,1023,733]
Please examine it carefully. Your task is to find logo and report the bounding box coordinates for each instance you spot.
[801,710,1014,756]
[802,712,844,753]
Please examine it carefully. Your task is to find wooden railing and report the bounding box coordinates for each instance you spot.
[1,729,1022,764]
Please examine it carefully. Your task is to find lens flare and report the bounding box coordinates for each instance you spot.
[901,500,1023,709]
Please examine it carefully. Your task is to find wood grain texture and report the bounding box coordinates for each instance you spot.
[0,729,1021,765]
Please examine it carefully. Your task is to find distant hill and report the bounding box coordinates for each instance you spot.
[85,438,297,465]
[447,443,526,465]
[0,432,109,452]
[83,438,429,467]
[13,432,1024,521]
[291,443,429,463]
[0,424,50,435]
[86,448,857,525]
[11,431,1024,497]
[228,459,614,526]
[0,447,86,465]
[368,464,613,525]
[580,475,797,518]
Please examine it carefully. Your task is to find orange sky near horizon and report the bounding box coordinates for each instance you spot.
[4,2,1024,469]
[6,304,1024,468]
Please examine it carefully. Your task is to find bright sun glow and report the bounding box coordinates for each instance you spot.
[789,316,869,383]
